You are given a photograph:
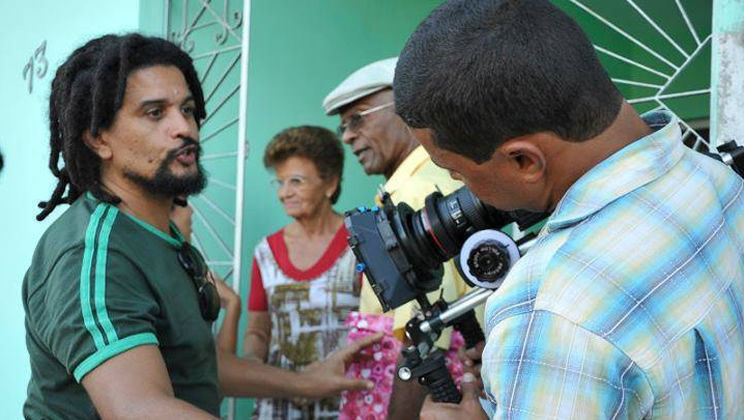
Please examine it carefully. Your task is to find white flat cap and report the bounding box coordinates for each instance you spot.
[323,57,398,115]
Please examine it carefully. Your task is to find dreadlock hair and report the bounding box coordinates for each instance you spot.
[37,33,206,221]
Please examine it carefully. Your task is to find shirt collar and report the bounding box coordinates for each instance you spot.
[384,145,431,195]
[85,192,186,248]
[545,110,682,233]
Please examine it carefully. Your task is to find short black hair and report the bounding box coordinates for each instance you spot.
[37,33,206,220]
[394,0,622,163]
[263,126,345,204]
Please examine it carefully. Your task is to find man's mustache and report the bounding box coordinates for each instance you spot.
[167,137,202,161]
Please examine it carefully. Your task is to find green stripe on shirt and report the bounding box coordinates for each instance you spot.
[80,204,108,350]
[94,206,120,345]
[73,333,159,382]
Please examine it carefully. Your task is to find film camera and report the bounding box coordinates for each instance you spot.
[344,140,744,403]
[345,185,545,402]
[346,186,544,311]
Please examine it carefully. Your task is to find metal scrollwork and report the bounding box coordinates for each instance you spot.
[178,30,197,53]
[215,6,243,45]
[169,0,242,51]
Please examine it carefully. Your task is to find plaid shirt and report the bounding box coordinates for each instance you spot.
[482,111,744,419]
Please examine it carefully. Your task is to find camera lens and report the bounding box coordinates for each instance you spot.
[404,187,514,266]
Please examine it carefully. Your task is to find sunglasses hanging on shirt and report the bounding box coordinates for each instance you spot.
[177,242,221,322]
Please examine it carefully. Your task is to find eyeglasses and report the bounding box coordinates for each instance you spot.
[337,102,394,137]
[269,175,313,191]
[177,242,220,321]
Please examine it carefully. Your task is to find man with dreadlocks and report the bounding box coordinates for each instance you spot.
[22,33,379,419]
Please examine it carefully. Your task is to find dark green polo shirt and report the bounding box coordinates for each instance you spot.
[23,195,220,419]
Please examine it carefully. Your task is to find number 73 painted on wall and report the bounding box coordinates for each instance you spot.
[22,40,48,94]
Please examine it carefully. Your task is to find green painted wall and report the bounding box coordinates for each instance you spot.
[0,2,140,416]
[238,0,444,277]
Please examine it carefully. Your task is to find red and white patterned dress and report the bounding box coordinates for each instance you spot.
[248,225,360,420]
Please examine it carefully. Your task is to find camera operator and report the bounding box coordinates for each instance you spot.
[324,58,477,419]
[394,0,744,418]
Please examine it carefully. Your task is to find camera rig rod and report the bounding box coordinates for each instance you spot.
[419,288,492,336]
[398,236,538,403]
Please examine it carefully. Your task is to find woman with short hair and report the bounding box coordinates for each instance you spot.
[245,125,360,420]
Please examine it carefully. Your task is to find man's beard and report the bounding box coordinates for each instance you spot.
[124,138,208,198]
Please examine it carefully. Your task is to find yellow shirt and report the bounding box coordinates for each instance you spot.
[358,146,476,346]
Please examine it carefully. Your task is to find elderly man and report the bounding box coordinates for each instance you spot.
[324,58,475,419]
[23,33,379,420]
[394,0,744,419]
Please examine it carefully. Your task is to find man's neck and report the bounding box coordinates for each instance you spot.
[100,173,174,234]
[384,138,419,180]
[546,102,653,210]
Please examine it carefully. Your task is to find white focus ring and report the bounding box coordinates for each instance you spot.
[458,229,520,289]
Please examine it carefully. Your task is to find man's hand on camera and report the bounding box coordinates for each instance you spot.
[458,340,485,397]
[420,372,488,420]
[296,331,383,399]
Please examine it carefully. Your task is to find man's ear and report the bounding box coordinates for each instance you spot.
[498,136,547,183]
[83,130,113,160]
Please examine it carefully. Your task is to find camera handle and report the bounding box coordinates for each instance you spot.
[399,345,462,403]
[398,289,492,403]
[398,303,482,403]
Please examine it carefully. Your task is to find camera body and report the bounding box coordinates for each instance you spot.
[345,186,544,312]
[345,186,544,403]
